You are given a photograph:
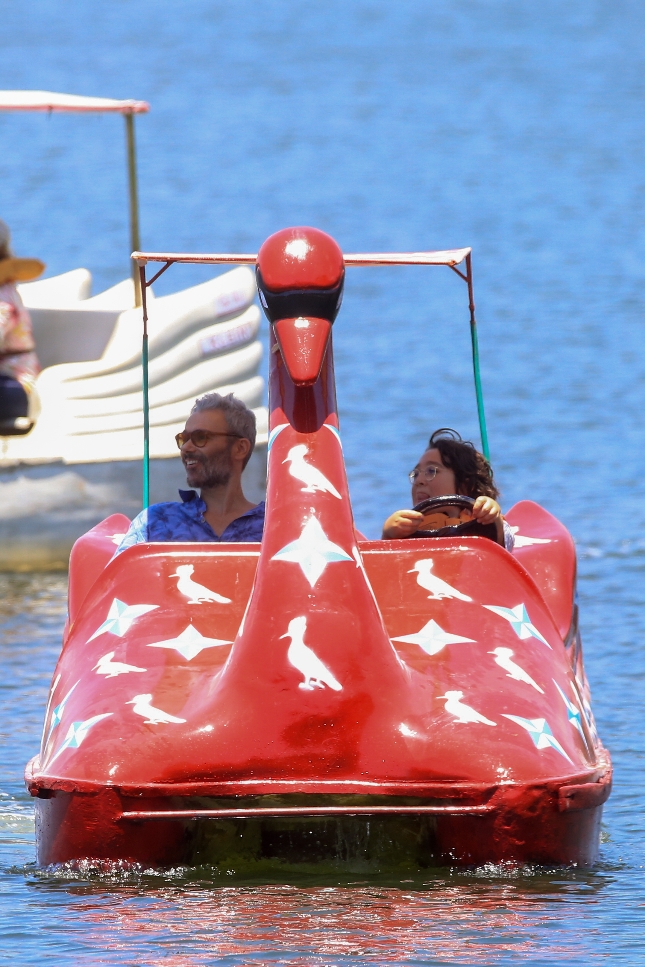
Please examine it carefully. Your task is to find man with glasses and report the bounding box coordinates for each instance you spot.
[115,392,264,554]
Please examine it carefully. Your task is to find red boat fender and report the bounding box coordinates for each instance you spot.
[558,769,612,812]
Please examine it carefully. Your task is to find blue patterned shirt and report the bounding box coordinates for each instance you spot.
[115,490,265,555]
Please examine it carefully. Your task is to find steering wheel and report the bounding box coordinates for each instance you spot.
[409,495,504,546]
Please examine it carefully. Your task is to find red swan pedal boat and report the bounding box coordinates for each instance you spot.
[26,228,611,871]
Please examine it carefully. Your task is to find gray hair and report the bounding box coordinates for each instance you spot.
[191,392,257,467]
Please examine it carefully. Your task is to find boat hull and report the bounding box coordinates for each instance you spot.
[30,765,611,871]
[25,230,612,874]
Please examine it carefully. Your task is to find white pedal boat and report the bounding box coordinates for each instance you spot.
[0,265,267,570]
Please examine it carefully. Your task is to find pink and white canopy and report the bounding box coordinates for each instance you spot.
[0,91,148,114]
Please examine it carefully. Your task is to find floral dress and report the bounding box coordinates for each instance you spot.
[0,282,40,392]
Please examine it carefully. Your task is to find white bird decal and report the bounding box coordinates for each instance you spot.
[126,694,187,725]
[280,616,342,692]
[170,565,231,604]
[93,652,147,679]
[438,690,496,726]
[283,445,342,499]
[409,559,472,601]
[489,647,544,693]
[509,526,551,548]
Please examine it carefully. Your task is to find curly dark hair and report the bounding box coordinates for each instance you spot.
[426,428,499,500]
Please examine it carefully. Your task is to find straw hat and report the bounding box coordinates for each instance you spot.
[0,220,45,285]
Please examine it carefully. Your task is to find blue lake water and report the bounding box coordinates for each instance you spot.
[2,1,645,963]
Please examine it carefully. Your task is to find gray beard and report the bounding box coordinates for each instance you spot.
[202,467,232,488]
[185,453,232,489]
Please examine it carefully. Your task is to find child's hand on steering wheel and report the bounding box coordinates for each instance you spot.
[382,509,424,539]
[471,496,502,526]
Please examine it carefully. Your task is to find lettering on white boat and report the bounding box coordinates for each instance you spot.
[213,289,251,316]
[200,320,255,358]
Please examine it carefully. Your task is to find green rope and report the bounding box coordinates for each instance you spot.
[464,254,490,462]
[142,329,150,509]
[469,317,490,462]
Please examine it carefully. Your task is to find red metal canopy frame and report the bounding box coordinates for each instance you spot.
[132,247,489,509]
[1,90,149,304]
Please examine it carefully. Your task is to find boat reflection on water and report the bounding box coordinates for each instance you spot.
[38,869,610,965]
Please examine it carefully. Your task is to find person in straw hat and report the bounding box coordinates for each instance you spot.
[0,219,45,432]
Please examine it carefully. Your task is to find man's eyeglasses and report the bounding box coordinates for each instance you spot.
[408,466,440,485]
[175,430,242,450]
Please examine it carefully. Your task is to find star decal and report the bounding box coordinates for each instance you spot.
[47,713,113,766]
[271,516,353,588]
[553,680,589,747]
[578,687,599,743]
[147,624,233,661]
[502,714,572,763]
[88,599,159,641]
[483,603,551,648]
[392,619,474,656]
[44,680,80,746]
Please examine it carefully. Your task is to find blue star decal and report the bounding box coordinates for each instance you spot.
[503,714,572,763]
[44,680,80,748]
[553,680,590,749]
[47,713,113,766]
[272,516,353,588]
[88,598,158,641]
[483,603,551,648]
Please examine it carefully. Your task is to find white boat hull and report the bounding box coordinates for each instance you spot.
[2,265,268,569]
[0,447,267,571]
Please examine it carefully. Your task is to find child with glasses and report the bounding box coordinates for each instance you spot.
[382,428,514,550]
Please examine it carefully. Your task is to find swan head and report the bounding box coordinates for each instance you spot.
[256,227,344,386]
